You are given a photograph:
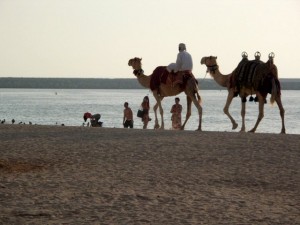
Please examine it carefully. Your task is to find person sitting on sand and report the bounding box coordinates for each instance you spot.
[83,112,102,127]
[123,102,133,128]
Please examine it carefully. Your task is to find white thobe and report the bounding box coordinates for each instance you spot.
[167,51,193,72]
[176,51,193,71]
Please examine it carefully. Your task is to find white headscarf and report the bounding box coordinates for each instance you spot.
[179,43,186,51]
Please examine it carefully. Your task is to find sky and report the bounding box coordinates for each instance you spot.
[0,0,299,78]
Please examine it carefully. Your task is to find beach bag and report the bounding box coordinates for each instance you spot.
[137,109,144,118]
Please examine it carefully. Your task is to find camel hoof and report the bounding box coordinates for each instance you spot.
[232,123,238,130]
[154,124,160,129]
[248,129,255,133]
[281,129,286,134]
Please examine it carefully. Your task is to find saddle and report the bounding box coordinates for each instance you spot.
[150,67,196,91]
[230,58,279,97]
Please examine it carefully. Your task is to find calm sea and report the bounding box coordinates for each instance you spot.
[0,89,299,134]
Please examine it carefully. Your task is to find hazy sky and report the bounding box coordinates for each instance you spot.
[0,0,299,78]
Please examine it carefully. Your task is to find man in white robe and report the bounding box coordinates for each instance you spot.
[167,43,193,74]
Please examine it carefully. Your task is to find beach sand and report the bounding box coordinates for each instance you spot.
[0,125,299,224]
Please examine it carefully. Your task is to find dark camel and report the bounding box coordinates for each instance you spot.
[201,52,285,133]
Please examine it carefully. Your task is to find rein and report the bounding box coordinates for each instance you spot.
[206,64,219,74]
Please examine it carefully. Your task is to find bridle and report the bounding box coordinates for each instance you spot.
[133,68,144,76]
[129,58,144,76]
[204,57,219,74]
[206,64,218,74]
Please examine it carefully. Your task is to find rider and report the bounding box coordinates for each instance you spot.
[167,43,193,74]
[167,43,194,86]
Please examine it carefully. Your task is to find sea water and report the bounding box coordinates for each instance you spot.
[0,89,299,134]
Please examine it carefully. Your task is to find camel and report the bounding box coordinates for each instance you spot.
[200,52,286,133]
[128,57,202,130]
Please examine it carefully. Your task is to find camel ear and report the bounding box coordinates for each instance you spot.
[216,56,217,59]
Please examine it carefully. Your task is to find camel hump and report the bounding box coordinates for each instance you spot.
[153,66,167,74]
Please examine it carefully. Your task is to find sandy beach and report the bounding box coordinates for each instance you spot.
[0,125,299,225]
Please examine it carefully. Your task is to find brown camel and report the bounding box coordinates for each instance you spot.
[200,52,286,133]
[128,57,202,130]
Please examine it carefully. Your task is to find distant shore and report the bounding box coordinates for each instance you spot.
[1,124,299,224]
[0,77,300,90]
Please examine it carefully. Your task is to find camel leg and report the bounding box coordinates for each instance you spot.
[275,96,286,134]
[240,100,246,132]
[158,100,165,130]
[224,90,238,130]
[153,102,160,129]
[191,95,202,131]
[249,93,264,133]
[153,94,164,130]
[181,96,192,130]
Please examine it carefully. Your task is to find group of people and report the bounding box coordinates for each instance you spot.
[84,42,192,130]
[83,96,182,130]
[123,96,182,130]
[121,96,150,129]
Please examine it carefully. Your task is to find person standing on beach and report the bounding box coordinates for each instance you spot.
[83,112,102,127]
[141,96,150,129]
[123,102,133,128]
[170,97,182,130]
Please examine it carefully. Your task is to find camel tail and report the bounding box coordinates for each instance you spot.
[270,78,280,105]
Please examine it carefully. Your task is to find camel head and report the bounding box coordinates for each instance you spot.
[128,57,144,76]
[128,57,142,70]
[200,56,218,74]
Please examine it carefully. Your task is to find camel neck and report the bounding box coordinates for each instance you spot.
[209,69,229,88]
[137,72,151,89]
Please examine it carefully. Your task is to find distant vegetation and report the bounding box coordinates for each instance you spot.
[0,77,299,90]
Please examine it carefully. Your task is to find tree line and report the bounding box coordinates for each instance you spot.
[0,77,299,90]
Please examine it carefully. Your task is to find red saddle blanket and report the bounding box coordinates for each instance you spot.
[150,66,197,91]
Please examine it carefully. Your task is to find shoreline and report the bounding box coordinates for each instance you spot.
[1,125,299,224]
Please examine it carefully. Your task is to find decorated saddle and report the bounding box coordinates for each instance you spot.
[231,57,279,94]
[234,58,264,87]
[149,66,197,91]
